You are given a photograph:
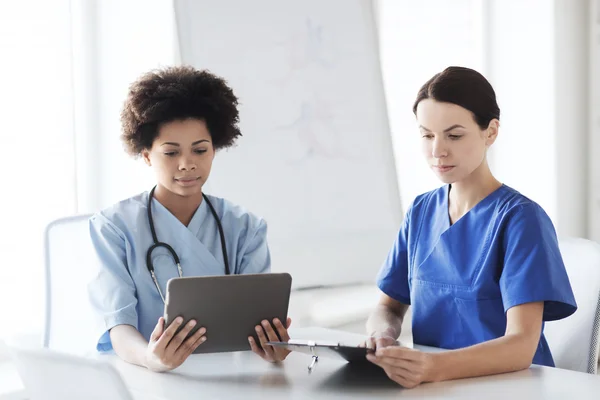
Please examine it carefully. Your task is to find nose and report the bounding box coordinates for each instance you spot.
[178,156,197,171]
[431,137,448,159]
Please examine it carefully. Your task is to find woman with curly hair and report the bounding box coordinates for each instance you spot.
[88,66,291,372]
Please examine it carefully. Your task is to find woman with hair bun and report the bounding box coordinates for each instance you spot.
[365,66,577,388]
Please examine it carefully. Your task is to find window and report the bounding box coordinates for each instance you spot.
[0,0,76,339]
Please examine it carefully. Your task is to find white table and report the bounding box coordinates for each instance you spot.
[3,328,600,399]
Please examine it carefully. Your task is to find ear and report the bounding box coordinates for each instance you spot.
[484,119,500,147]
[142,149,152,166]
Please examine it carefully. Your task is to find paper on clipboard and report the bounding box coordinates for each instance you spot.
[267,339,373,363]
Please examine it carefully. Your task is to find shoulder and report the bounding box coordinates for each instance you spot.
[487,186,558,248]
[494,185,553,226]
[90,192,148,237]
[204,194,267,235]
[404,185,446,221]
[414,186,444,207]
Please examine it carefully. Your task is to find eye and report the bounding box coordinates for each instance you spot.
[448,135,463,140]
[194,149,207,154]
[421,134,434,140]
[164,151,178,157]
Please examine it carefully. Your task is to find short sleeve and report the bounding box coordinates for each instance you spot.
[237,217,271,275]
[500,204,577,321]
[376,206,412,305]
[88,214,139,352]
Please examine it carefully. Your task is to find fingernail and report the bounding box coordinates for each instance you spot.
[176,317,183,323]
[274,318,280,324]
[248,337,253,343]
[199,327,206,334]
[189,320,196,327]
[201,337,207,342]
[256,327,261,332]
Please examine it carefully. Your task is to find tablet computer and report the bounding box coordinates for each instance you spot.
[267,340,373,363]
[164,273,292,354]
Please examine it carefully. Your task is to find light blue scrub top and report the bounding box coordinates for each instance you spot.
[88,191,270,352]
[377,184,577,367]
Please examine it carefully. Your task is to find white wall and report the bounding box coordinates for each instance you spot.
[486,0,590,237]
[379,0,592,239]
[554,0,590,238]
[377,0,485,210]
[72,0,179,213]
[589,0,600,242]
[485,0,557,223]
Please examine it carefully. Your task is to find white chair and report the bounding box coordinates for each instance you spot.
[43,214,101,355]
[544,237,600,374]
[6,343,133,400]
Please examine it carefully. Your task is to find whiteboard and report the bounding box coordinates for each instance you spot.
[174,0,402,288]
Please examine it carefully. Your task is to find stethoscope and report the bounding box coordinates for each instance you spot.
[146,186,230,303]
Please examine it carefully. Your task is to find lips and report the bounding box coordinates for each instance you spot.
[174,177,201,186]
[433,165,454,172]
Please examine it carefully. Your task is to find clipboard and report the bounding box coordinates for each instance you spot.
[267,339,373,370]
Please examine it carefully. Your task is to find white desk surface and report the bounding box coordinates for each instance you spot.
[2,327,600,399]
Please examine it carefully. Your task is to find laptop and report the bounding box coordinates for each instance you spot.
[6,345,134,400]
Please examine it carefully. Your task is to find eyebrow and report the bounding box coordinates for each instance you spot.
[419,124,466,133]
[160,139,210,147]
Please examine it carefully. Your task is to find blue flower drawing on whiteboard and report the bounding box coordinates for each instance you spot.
[271,17,335,84]
[275,96,353,163]
[284,18,333,70]
[279,98,336,161]
[269,17,353,163]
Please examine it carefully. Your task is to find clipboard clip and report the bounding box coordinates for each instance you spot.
[307,343,318,374]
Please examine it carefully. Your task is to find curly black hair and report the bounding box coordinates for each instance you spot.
[120,65,242,157]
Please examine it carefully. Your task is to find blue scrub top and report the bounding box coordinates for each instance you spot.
[88,191,271,352]
[377,184,577,367]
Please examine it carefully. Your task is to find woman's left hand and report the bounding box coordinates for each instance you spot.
[367,346,438,388]
[249,317,292,363]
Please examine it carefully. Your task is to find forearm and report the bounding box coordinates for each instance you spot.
[431,333,537,382]
[366,304,408,339]
[109,325,149,368]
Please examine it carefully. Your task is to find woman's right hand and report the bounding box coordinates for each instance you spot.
[359,328,399,351]
[144,317,207,372]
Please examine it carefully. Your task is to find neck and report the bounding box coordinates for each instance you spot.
[153,185,203,226]
[448,160,502,218]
